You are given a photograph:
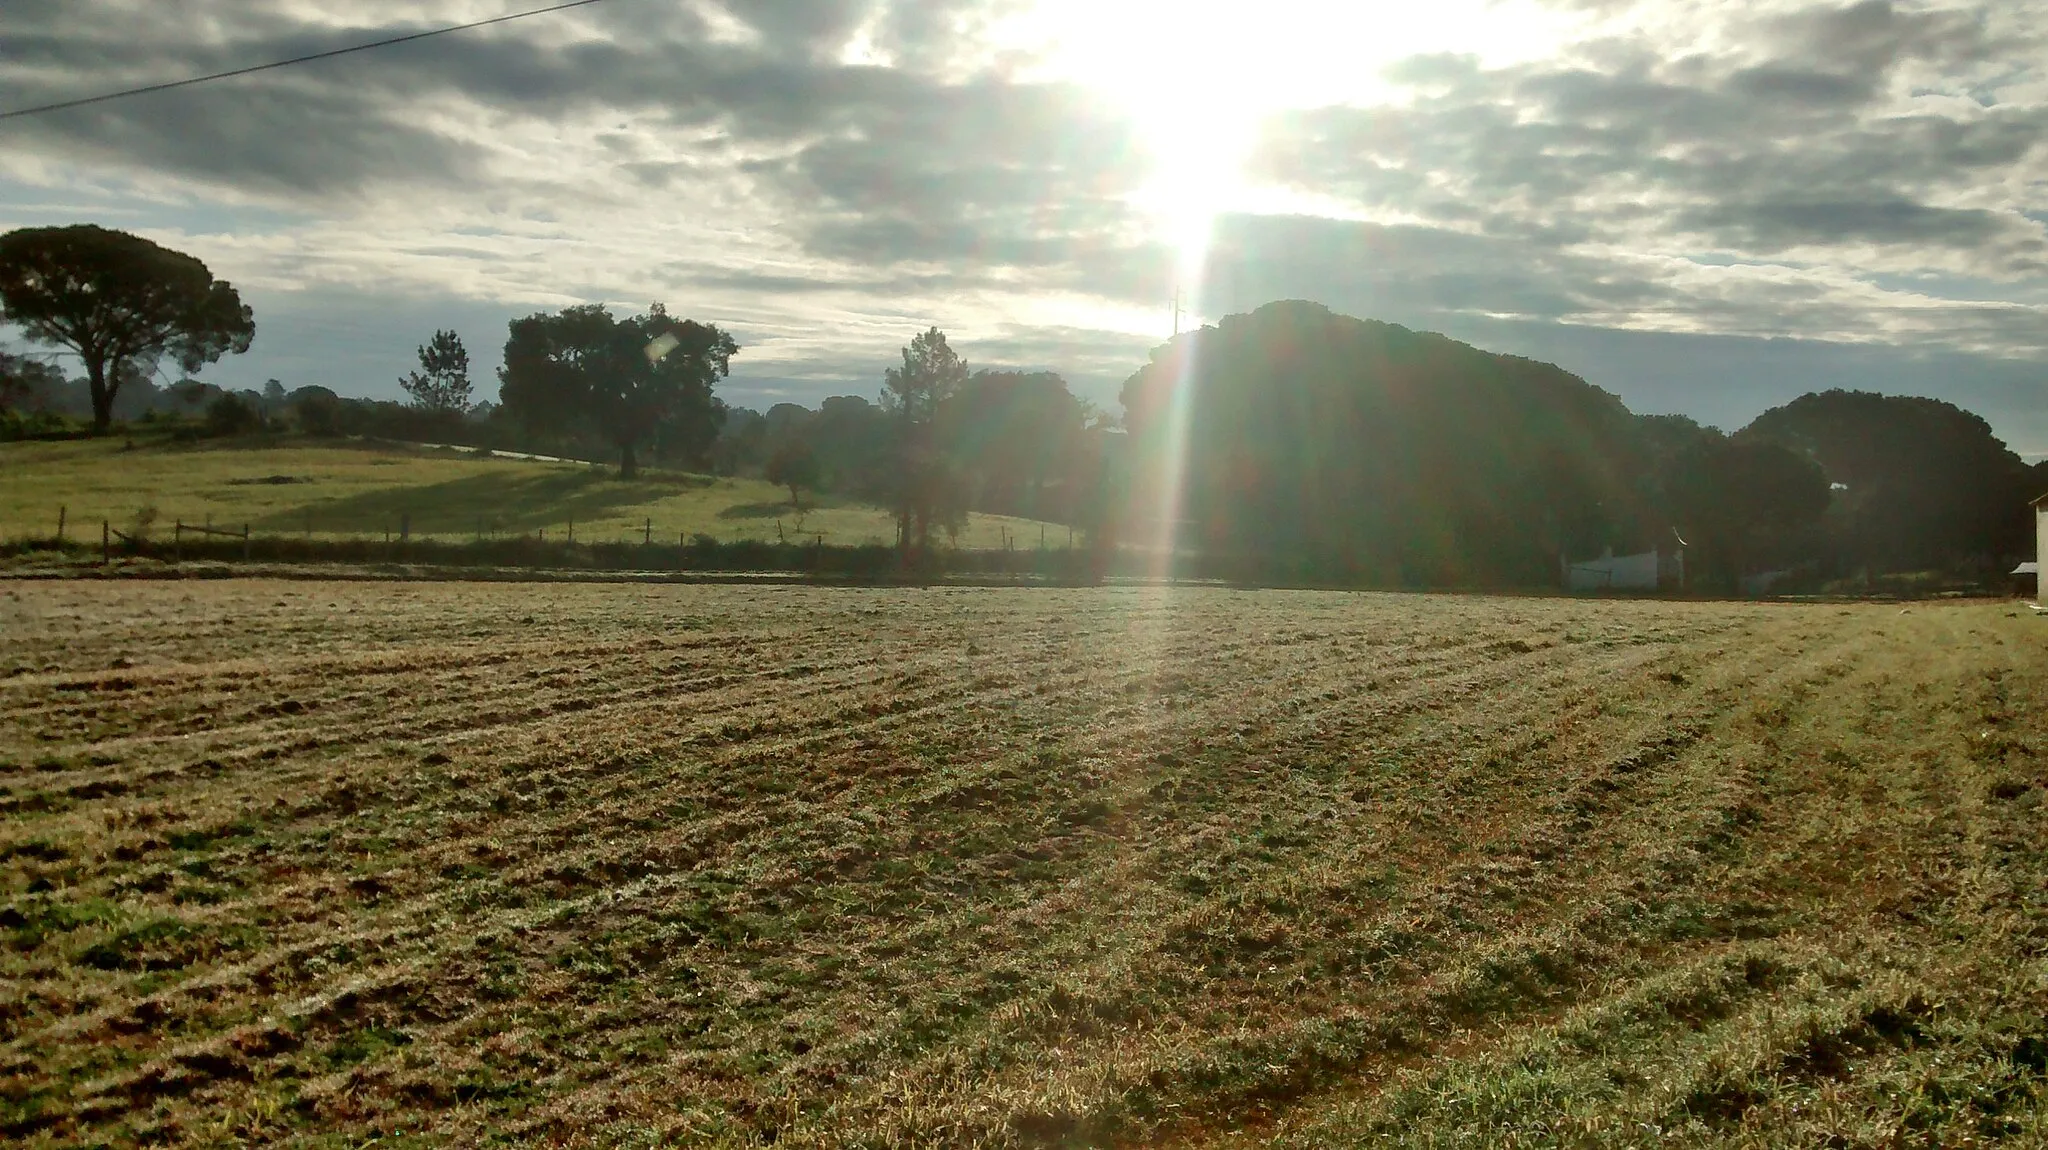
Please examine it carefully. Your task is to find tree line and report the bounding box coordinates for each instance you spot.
[4,226,2043,590]
[1120,300,2046,590]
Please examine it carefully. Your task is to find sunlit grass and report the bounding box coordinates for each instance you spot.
[0,436,1058,548]
[2,584,2043,1145]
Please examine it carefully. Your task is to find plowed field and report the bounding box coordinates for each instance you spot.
[3,581,2045,1146]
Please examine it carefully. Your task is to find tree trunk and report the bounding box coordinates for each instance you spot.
[86,355,115,435]
[896,407,915,562]
[619,440,638,480]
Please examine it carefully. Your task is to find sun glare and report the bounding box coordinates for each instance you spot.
[994,0,1585,325]
[982,1,1588,572]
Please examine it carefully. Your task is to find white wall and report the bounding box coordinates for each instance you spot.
[1566,548,1661,592]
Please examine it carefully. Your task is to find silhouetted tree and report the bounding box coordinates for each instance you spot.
[0,225,253,433]
[400,330,473,414]
[498,303,737,478]
[940,370,1090,520]
[812,395,892,498]
[206,391,262,437]
[0,351,64,414]
[1742,390,2033,573]
[1665,438,1830,590]
[1121,301,1641,585]
[766,438,820,509]
[645,395,731,469]
[881,328,969,556]
[288,385,343,437]
[711,406,768,475]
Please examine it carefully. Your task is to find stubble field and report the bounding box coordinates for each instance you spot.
[2,580,2045,1147]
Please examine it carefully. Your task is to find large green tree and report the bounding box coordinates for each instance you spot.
[1662,436,1830,591]
[498,303,737,478]
[1119,301,1642,586]
[881,327,970,556]
[1741,390,2034,572]
[0,225,253,433]
[765,436,820,509]
[939,370,1091,521]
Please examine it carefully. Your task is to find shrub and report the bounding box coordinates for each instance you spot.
[206,393,262,437]
[294,392,342,437]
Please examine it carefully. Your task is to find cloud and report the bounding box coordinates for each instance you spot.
[4,0,2047,448]
[1245,0,2048,361]
[1,0,1154,304]
[1676,197,2023,252]
[743,75,1148,268]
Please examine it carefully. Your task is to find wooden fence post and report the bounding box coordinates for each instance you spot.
[242,524,251,561]
[644,518,652,545]
[102,520,109,565]
[56,505,66,543]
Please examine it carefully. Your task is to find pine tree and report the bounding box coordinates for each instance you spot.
[400,330,473,414]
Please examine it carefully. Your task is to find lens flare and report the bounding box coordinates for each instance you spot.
[1146,332,1199,583]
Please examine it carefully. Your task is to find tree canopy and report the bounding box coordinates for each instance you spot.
[5,232,2027,593]
[881,328,971,555]
[0,351,65,414]
[1742,389,2033,572]
[498,303,737,478]
[1659,433,1830,589]
[939,370,1094,522]
[0,225,253,433]
[1120,300,1648,585]
[765,437,820,509]
[400,329,473,415]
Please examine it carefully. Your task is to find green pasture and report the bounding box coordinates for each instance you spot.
[0,436,1062,549]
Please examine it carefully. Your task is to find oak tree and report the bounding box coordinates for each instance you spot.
[499,303,736,478]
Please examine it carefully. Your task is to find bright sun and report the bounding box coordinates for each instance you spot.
[991,0,1585,322]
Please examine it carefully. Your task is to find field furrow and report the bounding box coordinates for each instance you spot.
[2,582,2043,1147]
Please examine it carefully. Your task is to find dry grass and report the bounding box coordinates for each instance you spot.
[1,582,2044,1147]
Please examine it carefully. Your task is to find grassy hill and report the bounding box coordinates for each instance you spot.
[0,435,1066,549]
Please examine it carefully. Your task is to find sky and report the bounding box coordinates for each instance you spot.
[3,0,2047,450]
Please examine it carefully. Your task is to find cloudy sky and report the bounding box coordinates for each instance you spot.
[4,0,2046,449]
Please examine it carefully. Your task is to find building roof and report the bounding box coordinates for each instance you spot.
[2033,491,2048,506]
[2015,562,2040,576]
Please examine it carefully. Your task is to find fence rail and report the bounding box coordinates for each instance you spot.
[173,520,252,561]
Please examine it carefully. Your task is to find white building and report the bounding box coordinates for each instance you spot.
[2035,493,2048,606]
[1564,545,1683,593]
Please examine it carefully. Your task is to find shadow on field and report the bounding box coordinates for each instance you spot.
[253,470,710,535]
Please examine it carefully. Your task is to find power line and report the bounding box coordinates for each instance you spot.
[0,0,621,122]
